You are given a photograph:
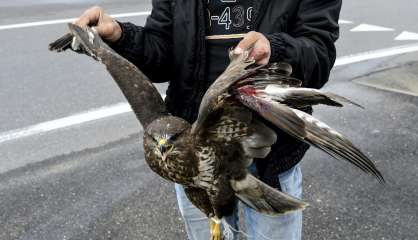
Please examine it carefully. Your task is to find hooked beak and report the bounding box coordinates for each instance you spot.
[158,139,170,161]
[158,139,167,153]
[159,144,167,156]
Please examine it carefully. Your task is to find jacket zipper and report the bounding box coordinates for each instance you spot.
[190,0,268,121]
[252,0,267,30]
[189,0,207,121]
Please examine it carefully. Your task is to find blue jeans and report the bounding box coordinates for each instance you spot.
[175,164,303,240]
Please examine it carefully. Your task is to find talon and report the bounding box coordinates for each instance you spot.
[209,217,222,240]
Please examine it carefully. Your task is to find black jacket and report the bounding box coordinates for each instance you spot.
[111,0,342,189]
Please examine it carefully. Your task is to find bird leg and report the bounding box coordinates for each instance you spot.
[209,217,222,240]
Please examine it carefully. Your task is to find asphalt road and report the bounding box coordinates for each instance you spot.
[0,1,417,240]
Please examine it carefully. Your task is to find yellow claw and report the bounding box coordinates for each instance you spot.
[209,218,222,240]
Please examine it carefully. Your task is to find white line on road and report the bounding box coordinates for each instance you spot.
[350,23,394,32]
[1,12,418,145]
[395,31,418,41]
[0,11,151,31]
[2,43,418,144]
[335,43,418,66]
[338,19,353,25]
[0,103,132,144]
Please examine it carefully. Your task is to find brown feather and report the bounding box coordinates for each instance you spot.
[192,49,263,135]
[184,186,215,217]
[64,23,168,128]
[49,33,73,52]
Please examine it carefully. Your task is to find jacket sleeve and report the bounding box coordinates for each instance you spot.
[109,0,173,83]
[266,0,342,89]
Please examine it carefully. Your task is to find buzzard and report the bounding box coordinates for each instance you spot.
[49,24,384,240]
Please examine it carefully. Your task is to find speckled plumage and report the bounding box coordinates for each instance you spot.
[50,24,384,239]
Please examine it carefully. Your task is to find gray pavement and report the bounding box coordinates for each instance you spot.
[1,1,418,240]
[3,54,418,240]
[0,135,185,240]
[0,3,152,132]
[0,0,151,25]
[302,57,418,240]
[337,0,418,56]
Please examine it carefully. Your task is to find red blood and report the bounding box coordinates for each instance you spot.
[238,86,257,96]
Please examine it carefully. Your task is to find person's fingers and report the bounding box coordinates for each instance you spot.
[73,6,103,27]
[97,20,122,42]
[72,6,121,42]
[256,56,270,65]
[249,44,268,60]
[73,15,89,27]
[248,39,271,65]
[94,22,111,35]
[234,31,260,54]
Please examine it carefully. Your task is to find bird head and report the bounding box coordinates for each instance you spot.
[145,116,191,161]
[156,137,175,161]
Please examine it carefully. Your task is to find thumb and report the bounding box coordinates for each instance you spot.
[73,6,103,27]
[235,31,260,54]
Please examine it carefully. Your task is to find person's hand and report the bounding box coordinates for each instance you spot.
[73,6,122,42]
[234,31,271,65]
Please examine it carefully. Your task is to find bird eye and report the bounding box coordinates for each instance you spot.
[170,129,186,141]
[148,134,159,144]
[170,133,180,141]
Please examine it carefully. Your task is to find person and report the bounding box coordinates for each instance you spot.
[73,0,341,239]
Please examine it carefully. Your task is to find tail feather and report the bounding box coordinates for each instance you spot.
[231,174,307,215]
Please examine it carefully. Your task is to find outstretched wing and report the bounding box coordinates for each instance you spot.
[49,24,168,128]
[191,50,263,135]
[195,100,309,214]
[49,33,74,52]
[194,49,384,183]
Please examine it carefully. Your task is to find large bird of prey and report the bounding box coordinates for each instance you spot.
[50,24,384,240]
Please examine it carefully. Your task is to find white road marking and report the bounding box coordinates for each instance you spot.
[3,44,418,144]
[338,19,353,25]
[0,103,132,144]
[395,31,418,41]
[335,43,418,66]
[350,24,394,32]
[0,93,165,144]
[1,14,418,144]
[0,11,151,31]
